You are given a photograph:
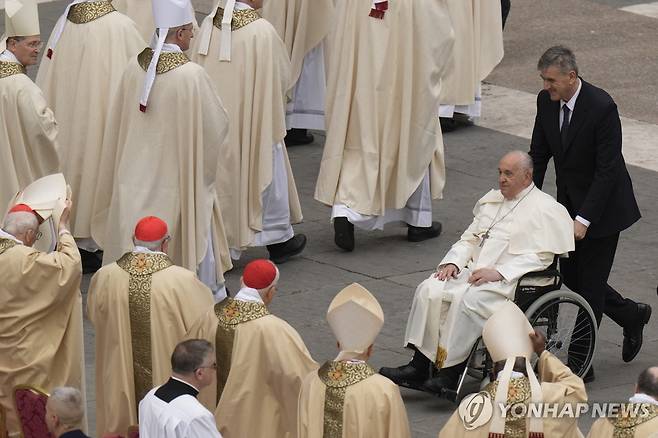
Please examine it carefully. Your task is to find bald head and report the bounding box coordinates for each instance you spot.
[2,211,40,246]
[498,151,534,199]
[45,387,84,435]
[637,366,658,400]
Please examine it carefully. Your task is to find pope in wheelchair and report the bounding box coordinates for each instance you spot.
[380,151,574,394]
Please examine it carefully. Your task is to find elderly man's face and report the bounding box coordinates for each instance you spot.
[540,65,578,102]
[498,156,531,200]
[8,35,42,66]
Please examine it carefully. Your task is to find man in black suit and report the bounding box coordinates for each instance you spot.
[529,46,651,381]
[44,387,90,438]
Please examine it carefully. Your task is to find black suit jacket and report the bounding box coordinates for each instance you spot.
[60,430,91,438]
[529,79,640,238]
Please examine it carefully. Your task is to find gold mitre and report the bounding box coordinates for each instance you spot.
[483,300,534,362]
[327,283,384,358]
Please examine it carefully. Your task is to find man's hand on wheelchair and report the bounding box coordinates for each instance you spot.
[530,330,546,355]
[435,263,459,280]
[467,268,503,286]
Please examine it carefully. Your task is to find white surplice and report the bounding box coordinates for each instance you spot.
[139,386,222,438]
[404,184,574,367]
[285,42,326,130]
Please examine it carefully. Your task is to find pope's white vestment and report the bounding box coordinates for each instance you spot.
[404,184,574,368]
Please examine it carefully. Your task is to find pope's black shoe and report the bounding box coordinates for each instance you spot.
[333,217,355,251]
[267,234,307,264]
[407,221,442,242]
[421,361,466,395]
[80,249,103,274]
[379,363,429,388]
[284,128,314,146]
[622,303,652,362]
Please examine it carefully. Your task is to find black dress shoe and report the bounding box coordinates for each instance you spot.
[622,303,652,362]
[380,364,429,387]
[266,234,307,264]
[284,128,314,146]
[421,361,466,395]
[80,249,103,274]
[333,217,354,251]
[407,221,442,242]
[439,117,457,133]
[583,366,595,383]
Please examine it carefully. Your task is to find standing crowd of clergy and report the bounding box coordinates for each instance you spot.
[2,0,657,436]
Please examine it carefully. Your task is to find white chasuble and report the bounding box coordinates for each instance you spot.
[404,185,574,367]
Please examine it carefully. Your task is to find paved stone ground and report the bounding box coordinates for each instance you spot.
[2,0,657,436]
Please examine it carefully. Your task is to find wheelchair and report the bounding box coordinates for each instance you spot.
[440,259,598,402]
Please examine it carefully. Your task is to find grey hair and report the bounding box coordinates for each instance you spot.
[49,387,84,426]
[157,24,191,40]
[637,366,658,399]
[2,211,39,236]
[171,339,214,374]
[133,237,166,251]
[6,36,27,43]
[503,150,534,173]
[537,45,578,75]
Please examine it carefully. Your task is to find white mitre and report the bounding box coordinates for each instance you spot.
[7,173,70,252]
[483,301,544,438]
[196,0,236,61]
[1,0,40,52]
[327,283,384,361]
[139,0,195,111]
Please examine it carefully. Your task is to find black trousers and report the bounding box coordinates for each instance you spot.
[560,232,638,328]
[501,0,511,29]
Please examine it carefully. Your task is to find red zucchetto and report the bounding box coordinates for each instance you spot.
[243,259,279,290]
[134,216,168,242]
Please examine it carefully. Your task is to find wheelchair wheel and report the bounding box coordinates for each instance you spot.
[524,290,597,379]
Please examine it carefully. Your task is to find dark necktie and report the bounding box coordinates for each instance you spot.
[561,105,571,149]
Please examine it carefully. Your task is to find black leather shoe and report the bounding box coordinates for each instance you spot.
[284,128,314,146]
[622,303,652,362]
[380,363,429,387]
[80,249,103,274]
[267,234,307,264]
[583,366,595,384]
[421,362,465,395]
[333,217,355,251]
[407,221,442,242]
[439,117,457,133]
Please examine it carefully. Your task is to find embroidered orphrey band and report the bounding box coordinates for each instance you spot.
[609,403,658,438]
[116,252,172,412]
[0,61,26,79]
[213,7,261,30]
[67,1,115,24]
[137,48,189,74]
[484,377,532,438]
[318,361,376,438]
[0,238,18,255]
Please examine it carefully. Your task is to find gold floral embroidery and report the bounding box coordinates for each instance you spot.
[213,7,261,31]
[67,1,115,24]
[609,404,658,438]
[484,377,531,438]
[318,361,376,438]
[0,61,26,79]
[116,252,173,412]
[137,48,189,74]
[435,345,448,368]
[214,298,270,403]
[0,238,18,255]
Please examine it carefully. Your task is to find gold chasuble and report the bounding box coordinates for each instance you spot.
[91,49,232,281]
[191,8,302,250]
[298,361,411,438]
[314,0,454,216]
[0,233,84,437]
[36,2,144,241]
[587,404,658,438]
[187,297,317,438]
[88,251,216,437]
[0,61,60,215]
[260,0,333,91]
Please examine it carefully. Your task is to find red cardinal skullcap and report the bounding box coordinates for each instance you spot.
[134,216,168,241]
[243,259,279,289]
[8,203,43,223]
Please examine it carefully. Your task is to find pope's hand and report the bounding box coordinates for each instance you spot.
[59,199,72,233]
[529,329,546,355]
[467,268,503,286]
[574,220,588,241]
[435,263,459,280]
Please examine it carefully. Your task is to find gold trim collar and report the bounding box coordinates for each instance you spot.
[318,361,376,388]
[216,298,270,328]
[0,238,19,255]
[0,61,26,78]
[137,48,189,74]
[67,1,115,24]
[213,7,261,31]
[116,252,173,275]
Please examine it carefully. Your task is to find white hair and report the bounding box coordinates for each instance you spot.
[503,150,534,173]
[2,211,39,236]
[49,387,84,426]
[133,236,166,251]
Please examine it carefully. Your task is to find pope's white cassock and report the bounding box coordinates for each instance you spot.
[140,379,222,438]
[91,1,233,298]
[261,0,333,130]
[88,243,216,437]
[191,1,303,257]
[36,0,144,249]
[0,0,59,216]
[314,0,454,230]
[438,0,503,119]
[405,184,574,368]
